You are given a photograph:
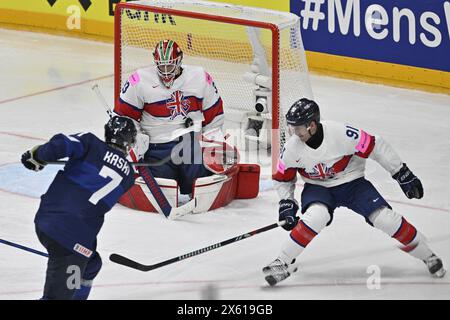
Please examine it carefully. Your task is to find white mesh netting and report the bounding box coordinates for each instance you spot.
[116,0,313,173]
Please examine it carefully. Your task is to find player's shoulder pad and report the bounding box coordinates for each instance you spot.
[283,134,301,152]
[322,120,345,132]
[280,136,300,161]
[323,120,359,137]
[184,65,211,84]
[124,67,160,90]
[67,132,99,145]
[184,64,205,75]
[136,67,159,83]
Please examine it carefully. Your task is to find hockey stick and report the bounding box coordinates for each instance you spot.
[92,84,196,220]
[109,219,293,271]
[92,84,114,118]
[46,159,170,167]
[0,238,48,258]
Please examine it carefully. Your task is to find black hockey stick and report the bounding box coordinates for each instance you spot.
[0,238,48,258]
[47,158,171,167]
[109,219,295,271]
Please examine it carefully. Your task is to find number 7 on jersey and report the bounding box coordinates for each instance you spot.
[89,166,123,205]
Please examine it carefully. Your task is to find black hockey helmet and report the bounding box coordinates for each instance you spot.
[104,116,137,152]
[285,98,320,127]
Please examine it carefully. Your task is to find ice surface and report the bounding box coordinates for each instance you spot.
[0,29,449,300]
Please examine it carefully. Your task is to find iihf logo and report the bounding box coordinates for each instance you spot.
[166,91,190,120]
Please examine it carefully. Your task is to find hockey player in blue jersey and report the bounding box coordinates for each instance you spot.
[21,116,138,300]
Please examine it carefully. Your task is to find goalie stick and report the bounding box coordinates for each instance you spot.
[91,84,196,220]
[109,219,296,271]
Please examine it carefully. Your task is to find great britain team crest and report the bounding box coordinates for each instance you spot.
[166,91,191,120]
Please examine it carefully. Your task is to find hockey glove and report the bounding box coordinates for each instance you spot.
[21,145,46,171]
[392,163,423,199]
[279,199,299,231]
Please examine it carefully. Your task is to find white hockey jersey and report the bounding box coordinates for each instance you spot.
[115,65,224,143]
[273,120,404,200]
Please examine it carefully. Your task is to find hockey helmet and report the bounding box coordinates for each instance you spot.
[285,98,320,127]
[153,39,183,88]
[104,116,137,153]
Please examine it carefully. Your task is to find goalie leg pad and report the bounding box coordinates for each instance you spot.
[179,163,213,195]
[192,163,260,213]
[192,165,240,213]
[119,177,178,213]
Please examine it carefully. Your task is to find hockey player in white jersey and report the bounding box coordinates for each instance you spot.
[114,39,227,197]
[263,98,446,286]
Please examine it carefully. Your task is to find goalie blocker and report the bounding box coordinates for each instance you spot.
[119,163,260,213]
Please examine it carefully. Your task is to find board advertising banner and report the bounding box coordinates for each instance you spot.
[290,0,450,72]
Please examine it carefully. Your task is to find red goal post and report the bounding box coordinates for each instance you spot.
[114,0,312,174]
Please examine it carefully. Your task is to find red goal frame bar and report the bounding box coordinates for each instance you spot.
[114,2,281,170]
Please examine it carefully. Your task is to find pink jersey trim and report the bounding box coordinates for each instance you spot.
[129,72,140,86]
[277,159,286,174]
[205,72,213,85]
[356,130,370,153]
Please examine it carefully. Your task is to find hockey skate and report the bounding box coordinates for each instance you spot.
[262,258,298,286]
[424,254,446,278]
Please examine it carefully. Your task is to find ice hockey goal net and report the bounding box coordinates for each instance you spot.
[114,0,313,174]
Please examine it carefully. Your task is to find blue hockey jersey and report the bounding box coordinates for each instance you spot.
[34,132,135,257]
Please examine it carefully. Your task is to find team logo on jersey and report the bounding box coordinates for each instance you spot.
[166,91,190,120]
[302,163,336,180]
[300,156,352,180]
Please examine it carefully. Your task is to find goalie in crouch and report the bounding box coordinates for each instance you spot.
[114,39,258,214]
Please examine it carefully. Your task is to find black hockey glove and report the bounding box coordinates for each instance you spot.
[21,145,46,172]
[392,163,423,199]
[279,199,299,231]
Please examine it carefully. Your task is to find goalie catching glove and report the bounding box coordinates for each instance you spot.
[21,145,46,171]
[200,128,240,174]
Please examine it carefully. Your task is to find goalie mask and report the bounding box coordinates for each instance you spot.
[153,40,183,88]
